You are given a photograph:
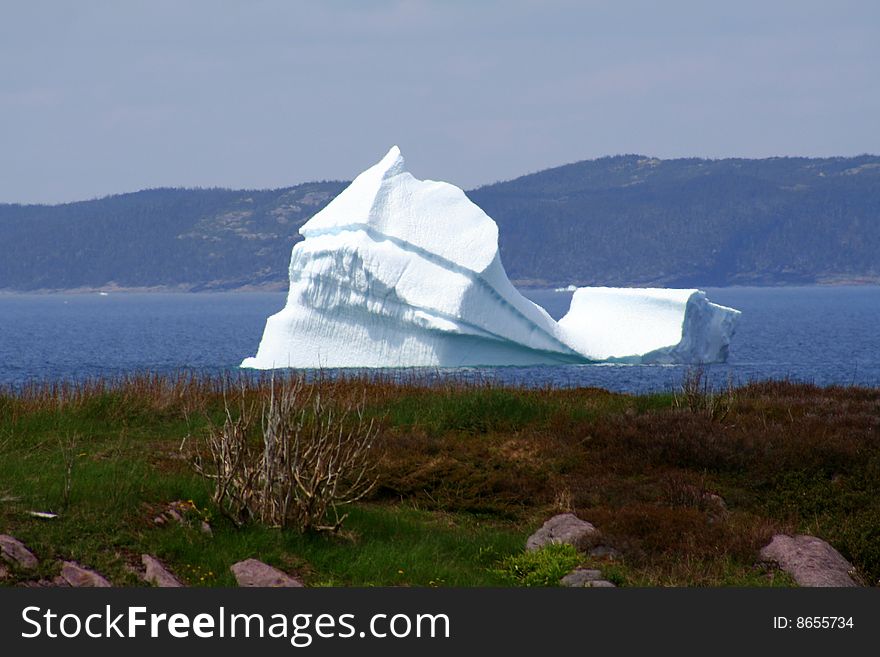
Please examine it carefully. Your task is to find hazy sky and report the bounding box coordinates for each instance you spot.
[2,0,879,203]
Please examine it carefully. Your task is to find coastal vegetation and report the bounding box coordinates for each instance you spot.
[1,373,877,587]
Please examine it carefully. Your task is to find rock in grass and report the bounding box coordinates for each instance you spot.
[703,493,729,524]
[589,545,621,559]
[560,568,603,587]
[560,568,617,588]
[152,501,213,536]
[0,534,38,570]
[760,534,858,587]
[23,579,64,588]
[230,559,303,587]
[58,561,112,587]
[142,555,184,588]
[526,513,598,552]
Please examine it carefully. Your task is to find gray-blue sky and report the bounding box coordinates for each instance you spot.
[2,0,878,203]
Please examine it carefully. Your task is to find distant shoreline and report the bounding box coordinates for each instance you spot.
[2,279,880,296]
[0,282,290,296]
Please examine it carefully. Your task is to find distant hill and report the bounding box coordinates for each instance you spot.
[1,155,879,291]
[0,183,345,291]
[469,154,880,287]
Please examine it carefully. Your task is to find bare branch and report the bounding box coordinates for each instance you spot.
[188,375,379,532]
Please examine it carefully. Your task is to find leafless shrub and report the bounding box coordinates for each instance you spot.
[190,376,379,532]
[673,367,735,422]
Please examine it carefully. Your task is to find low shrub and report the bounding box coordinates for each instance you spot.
[190,376,379,533]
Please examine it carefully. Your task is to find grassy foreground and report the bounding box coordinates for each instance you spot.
[1,374,878,587]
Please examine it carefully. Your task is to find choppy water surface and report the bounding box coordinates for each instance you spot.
[1,286,878,393]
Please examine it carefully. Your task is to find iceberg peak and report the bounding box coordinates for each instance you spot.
[375,144,405,178]
[300,146,499,274]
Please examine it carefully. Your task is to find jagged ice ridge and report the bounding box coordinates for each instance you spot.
[241,147,740,368]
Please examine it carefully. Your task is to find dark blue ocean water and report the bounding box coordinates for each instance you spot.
[0,287,878,393]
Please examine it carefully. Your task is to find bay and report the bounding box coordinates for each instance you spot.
[0,286,877,393]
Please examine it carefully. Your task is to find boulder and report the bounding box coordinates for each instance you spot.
[560,567,617,588]
[760,534,857,587]
[142,555,183,588]
[0,534,38,570]
[560,568,602,587]
[230,559,303,587]
[526,513,598,551]
[58,561,112,587]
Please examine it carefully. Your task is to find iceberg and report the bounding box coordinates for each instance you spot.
[557,287,739,364]
[241,147,740,369]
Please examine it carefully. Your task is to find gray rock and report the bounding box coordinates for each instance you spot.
[166,508,185,523]
[142,555,183,588]
[153,501,212,535]
[760,534,858,587]
[703,493,728,512]
[703,493,729,523]
[230,558,303,587]
[27,578,69,588]
[587,579,616,587]
[0,534,38,570]
[59,561,112,587]
[560,568,603,587]
[589,545,621,559]
[526,513,598,551]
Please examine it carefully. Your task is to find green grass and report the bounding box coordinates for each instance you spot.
[0,384,526,586]
[2,374,878,587]
[139,505,526,587]
[493,544,582,587]
[384,388,548,435]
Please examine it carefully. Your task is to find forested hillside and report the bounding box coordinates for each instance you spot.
[0,183,344,291]
[470,154,880,286]
[1,155,878,291]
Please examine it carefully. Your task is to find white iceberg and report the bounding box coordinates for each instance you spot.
[241,147,740,369]
[557,287,739,364]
